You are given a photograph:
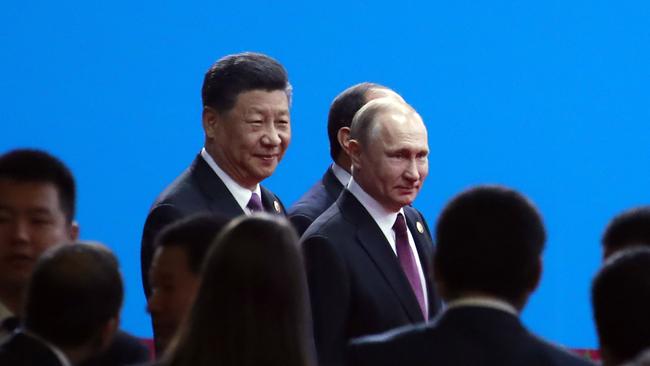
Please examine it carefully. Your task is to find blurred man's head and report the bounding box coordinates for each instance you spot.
[347,98,428,212]
[327,82,404,171]
[24,243,122,363]
[147,214,230,353]
[602,206,650,259]
[434,185,546,310]
[592,248,650,366]
[0,149,78,313]
[201,52,292,190]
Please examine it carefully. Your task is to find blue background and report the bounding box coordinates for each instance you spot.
[2,0,649,348]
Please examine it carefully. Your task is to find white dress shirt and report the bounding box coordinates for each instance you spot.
[446,296,519,317]
[331,163,352,187]
[347,178,429,316]
[201,148,261,215]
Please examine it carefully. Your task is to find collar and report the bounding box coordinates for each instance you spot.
[201,148,261,213]
[348,178,404,246]
[330,163,351,186]
[23,330,73,366]
[446,296,519,317]
[0,300,12,323]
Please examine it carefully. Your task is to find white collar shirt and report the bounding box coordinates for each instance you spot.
[446,296,519,317]
[331,163,352,187]
[347,178,429,316]
[201,148,262,215]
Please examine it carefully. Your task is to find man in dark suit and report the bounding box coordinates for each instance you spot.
[141,52,291,296]
[592,247,650,366]
[0,149,149,365]
[0,243,123,366]
[301,98,442,366]
[349,185,595,366]
[289,82,404,236]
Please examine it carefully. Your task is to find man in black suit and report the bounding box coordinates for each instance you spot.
[0,243,123,366]
[301,98,442,366]
[0,149,149,365]
[289,82,404,236]
[349,185,595,366]
[141,52,291,296]
[592,247,650,366]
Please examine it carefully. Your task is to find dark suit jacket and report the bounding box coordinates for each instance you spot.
[141,154,286,296]
[0,331,64,366]
[80,330,150,366]
[348,306,596,366]
[301,190,442,366]
[288,166,344,236]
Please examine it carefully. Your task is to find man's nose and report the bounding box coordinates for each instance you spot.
[261,124,282,146]
[11,219,30,244]
[403,159,420,181]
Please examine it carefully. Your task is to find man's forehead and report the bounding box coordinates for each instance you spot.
[0,180,62,207]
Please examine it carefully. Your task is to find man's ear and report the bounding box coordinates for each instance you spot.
[347,139,362,169]
[337,127,351,154]
[69,221,80,241]
[202,106,219,139]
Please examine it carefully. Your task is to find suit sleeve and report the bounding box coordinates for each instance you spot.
[302,235,351,366]
[140,204,183,298]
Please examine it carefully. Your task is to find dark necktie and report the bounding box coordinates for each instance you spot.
[393,213,427,319]
[247,192,264,213]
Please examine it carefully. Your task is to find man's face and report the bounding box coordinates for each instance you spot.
[204,89,290,189]
[351,111,429,212]
[147,245,200,353]
[0,179,76,292]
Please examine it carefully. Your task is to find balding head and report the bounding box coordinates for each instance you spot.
[347,98,429,212]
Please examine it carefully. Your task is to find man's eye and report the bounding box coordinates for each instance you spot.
[31,217,52,225]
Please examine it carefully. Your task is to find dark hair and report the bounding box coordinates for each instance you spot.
[166,214,313,366]
[602,206,650,259]
[155,214,231,274]
[327,82,386,161]
[0,149,76,222]
[592,248,650,365]
[23,242,123,348]
[434,185,546,304]
[201,52,291,113]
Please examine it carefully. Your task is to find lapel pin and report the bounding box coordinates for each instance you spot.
[416,221,424,234]
[274,200,281,213]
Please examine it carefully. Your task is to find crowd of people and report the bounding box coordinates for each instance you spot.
[1,51,649,366]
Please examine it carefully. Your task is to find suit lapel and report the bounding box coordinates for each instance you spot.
[339,191,425,323]
[190,155,245,217]
[260,186,285,215]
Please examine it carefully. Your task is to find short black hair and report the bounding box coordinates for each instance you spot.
[602,206,650,259]
[0,149,76,222]
[592,248,650,365]
[201,52,291,113]
[435,185,546,304]
[24,243,123,348]
[327,82,386,161]
[154,214,230,274]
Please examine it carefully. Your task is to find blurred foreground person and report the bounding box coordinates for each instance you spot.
[592,248,650,366]
[601,206,650,259]
[349,185,594,366]
[147,214,230,355]
[0,243,122,366]
[160,214,314,366]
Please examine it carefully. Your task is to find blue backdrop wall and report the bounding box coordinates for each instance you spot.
[2,0,650,348]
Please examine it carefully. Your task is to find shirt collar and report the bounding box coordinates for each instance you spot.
[23,330,73,366]
[347,178,404,240]
[330,163,352,186]
[201,148,261,212]
[446,296,519,317]
[0,300,12,323]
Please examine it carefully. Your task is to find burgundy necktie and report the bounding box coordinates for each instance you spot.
[393,213,427,319]
[247,192,264,213]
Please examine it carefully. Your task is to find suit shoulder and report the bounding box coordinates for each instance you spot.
[348,323,432,366]
[527,335,596,366]
[301,203,347,239]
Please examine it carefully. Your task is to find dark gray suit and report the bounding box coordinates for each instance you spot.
[0,332,63,366]
[141,153,286,296]
[288,166,344,236]
[301,190,442,366]
[348,306,596,366]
